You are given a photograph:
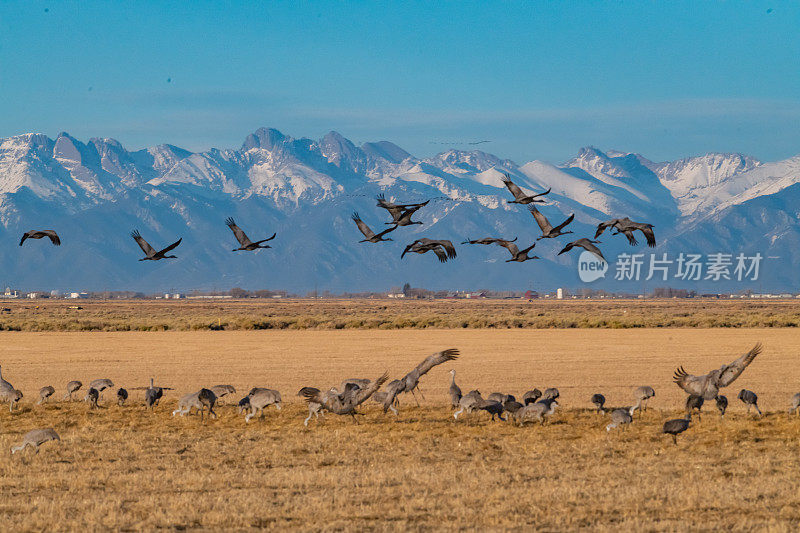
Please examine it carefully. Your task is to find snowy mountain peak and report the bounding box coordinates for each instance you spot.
[241,127,289,152]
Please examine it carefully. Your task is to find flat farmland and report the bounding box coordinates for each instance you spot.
[4,298,800,331]
[1,328,800,530]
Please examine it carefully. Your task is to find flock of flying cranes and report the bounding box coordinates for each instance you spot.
[17,175,656,265]
[354,175,657,263]
[4,342,800,454]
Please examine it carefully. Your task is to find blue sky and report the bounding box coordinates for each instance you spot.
[1,1,798,163]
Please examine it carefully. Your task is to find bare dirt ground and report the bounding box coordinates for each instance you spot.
[1,329,799,530]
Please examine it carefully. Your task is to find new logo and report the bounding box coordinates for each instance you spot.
[578,250,607,282]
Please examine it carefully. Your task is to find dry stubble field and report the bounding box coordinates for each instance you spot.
[1,322,800,530]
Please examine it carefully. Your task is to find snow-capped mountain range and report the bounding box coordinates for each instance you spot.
[1,128,798,292]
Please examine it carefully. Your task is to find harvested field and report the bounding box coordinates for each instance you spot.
[3,298,800,331]
[1,328,800,530]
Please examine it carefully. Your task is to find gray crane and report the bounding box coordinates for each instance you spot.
[453,390,483,420]
[685,395,704,419]
[558,238,605,262]
[210,385,236,404]
[378,379,404,415]
[448,369,462,409]
[461,237,516,245]
[633,386,655,411]
[244,388,282,422]
[716,395,728,417]
[501,174,550,204]
[130,229,181,260]
[543,388,560,401]
[84,388,99,409]
[376,194,428,226]
[352,212,396,243]
[11,428,60,454]
[514,398,558,426]
[673,343,762,400]
[19,230,61,246]
[401,239,457,263]
[789,393,800,416]
[117,388,128,406]
[38,386,55,405]
[0,365,21,412]
[591,393,606,414]
[172,388,218,421]
[528,205,574,239]
[738,389,762,416]
[495,240,539,263]
[225,217,275,251]
[662,414,692,445]
[400,348,459,406]
[89,378,114,398]
[300,372,389,423]
[472,399,506,421]
[595,217,656,247]
[606,406,636,432]
[63,380,82,401]
[523,389,542,405]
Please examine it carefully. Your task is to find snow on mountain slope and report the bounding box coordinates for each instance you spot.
[1,127,799,291]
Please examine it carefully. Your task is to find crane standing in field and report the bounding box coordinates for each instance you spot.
[449,369,462,409]
[0,365,22,412]
[11,428,60,454]
[63,380,82,401]
[225,217,276,251]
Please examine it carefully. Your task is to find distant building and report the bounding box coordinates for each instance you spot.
[2,288,20,298]
[68,292,89,299]
[556,288,563,300]
[387,293,406,298]
[523,290,539,300]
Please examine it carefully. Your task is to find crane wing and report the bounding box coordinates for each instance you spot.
[582,241,606,262]
[495,240,520,256]
[501,175,526,200]
[527,205,552,233]
[672,367,706,397]
[717,343,762,387]
[351,212,376,239]
[381,379,405,412]
[638,225,656,247]
[352,372,389,405]
[158,238,182,255]
[226,217,253,246]
[437,240,457,259]
[19,232,30,246]
[431,246,449,263]
[413,348,459,377]
[130,230,156,256]
[553,214,574,233]
[594,219,621,239]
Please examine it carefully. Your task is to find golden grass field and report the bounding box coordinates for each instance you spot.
[1,326,800,530]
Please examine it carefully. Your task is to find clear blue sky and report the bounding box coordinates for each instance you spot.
[1,1,798,163]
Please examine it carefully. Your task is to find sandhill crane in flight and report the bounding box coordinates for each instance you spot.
[595,217,656,247]
[300,371,389,423]
[19,230,61,246]
[131,230,182,261]
[225,217,276,251]
[528,205,574,240]
[401,239,457,263]
[558,238,605,262]
[11,428,60,454]
[673,343,762,400]
[495,240,539,263]
[376,194,429,226]
[662,414,692,445]
[352,212,396,243]
[461,237,516,245]
[403,348,459,405]
[501,174,551,204]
